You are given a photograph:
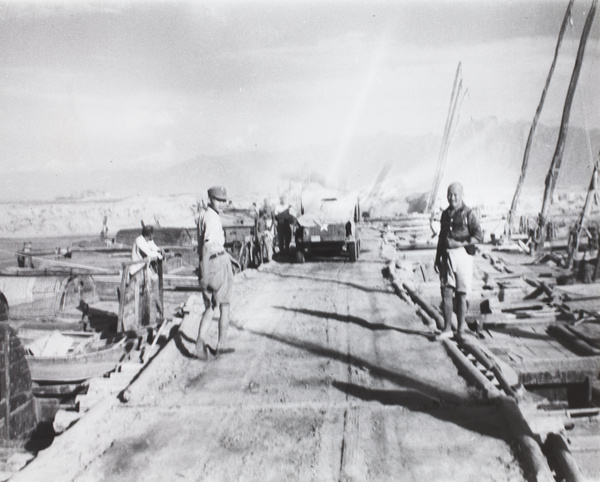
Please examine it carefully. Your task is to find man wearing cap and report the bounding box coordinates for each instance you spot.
[195,186,234,358]
[434,182,483,340]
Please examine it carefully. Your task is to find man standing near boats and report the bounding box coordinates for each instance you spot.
[434,182,483,340]
[195,186,234,359]
[130,225,164,324]
[131,225,163,278]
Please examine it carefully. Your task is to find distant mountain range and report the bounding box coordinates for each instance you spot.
[1,118,597,203]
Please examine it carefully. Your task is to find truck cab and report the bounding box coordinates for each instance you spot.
[294,197,361,263]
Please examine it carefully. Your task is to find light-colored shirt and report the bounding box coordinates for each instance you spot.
[197,206,225,256]
[275,204,296,222]
[131,235,162,275]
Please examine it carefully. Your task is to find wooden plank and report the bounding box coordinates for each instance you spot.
[515,356,600,385]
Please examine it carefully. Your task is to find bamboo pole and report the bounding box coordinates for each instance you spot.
[508,0,574,236]
[536,0,598,252]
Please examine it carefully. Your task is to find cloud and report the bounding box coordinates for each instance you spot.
[0,0,598,202]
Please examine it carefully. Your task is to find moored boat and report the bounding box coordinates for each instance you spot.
[25,335,129,384]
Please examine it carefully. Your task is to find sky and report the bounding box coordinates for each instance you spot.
[0,0,599,201]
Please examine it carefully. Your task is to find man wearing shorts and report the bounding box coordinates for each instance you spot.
[434,182,483,340]
[195,186,234,358]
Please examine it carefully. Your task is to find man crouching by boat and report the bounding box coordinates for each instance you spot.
[195,186,234,359]
[434,182,483,341]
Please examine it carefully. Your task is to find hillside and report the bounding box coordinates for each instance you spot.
[0,119,596,237]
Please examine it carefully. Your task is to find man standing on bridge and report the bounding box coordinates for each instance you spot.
[196,186,234,359]
[434,182,483,340]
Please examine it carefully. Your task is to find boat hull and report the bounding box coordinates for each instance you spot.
[26,340,128,383]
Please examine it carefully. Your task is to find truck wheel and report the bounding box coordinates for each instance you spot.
[348,242,357,262]
[295,250,305,264]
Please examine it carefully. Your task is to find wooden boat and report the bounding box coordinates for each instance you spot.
[25,336,129,383]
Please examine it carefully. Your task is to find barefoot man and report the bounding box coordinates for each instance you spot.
[434,182,483,340]
[196,186,234,358]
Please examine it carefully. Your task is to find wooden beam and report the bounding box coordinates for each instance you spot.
[498,397,555,482]
[547,324,600,356]
[402,283,445,331]
[442,339,502,399]
[544,433,585,482]
[457,338,519,398]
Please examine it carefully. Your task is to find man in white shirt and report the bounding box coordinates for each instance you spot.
[131,225,163,277]
[130,225,164,324]
[195,186,234,359]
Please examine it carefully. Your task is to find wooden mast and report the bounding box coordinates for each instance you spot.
[567,149,600,267]
[426,62,463,214]
[507,0,574,237]
[536,0,598,252]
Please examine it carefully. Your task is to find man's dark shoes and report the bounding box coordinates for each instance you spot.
[435,331,453,341]
[214,347,235,358]
[206,344,217,357]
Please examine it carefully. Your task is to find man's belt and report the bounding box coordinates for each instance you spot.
[209,251,227,260]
